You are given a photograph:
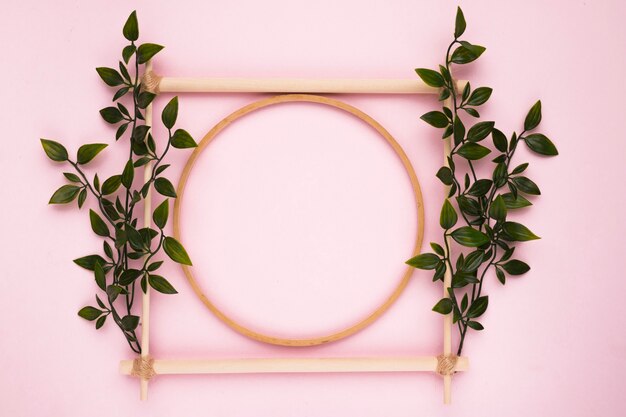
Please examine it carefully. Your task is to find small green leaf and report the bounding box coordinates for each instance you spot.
[153,199,169,229]
[501,259,530,275]
[49,184,80,204]
[101,175,122,195]
[421,111,449,128]
[467,179,493,197]
[415,68,445,88]
[491,128,508,152]
[466,296,488,318]
[95,67,124,87]
[154,177,177,197]
[466,87,492,106]
[436,166,454,186]
[95,315,107,329]
[77,143,107,165]
[147,261,163,272]
[406,253,440,270]
[432,298,453,314]
[163,236,192,265]
[440,199,458,229]
[457,142,491,160]
[100,107,124,124]
[119,269,143,286]
[450,227,490,247]
[502,193,532,209]
[502,221,540,241]
[451,43,486,64]
[121,159,134,189]
[511,163,529,175]
[89,209,110,237]
[77,188,87,208]
[41,139,68,162]
[94,261,106,291]
[121,315,140,331]
[524,100,542,131]
[467,321,484,330]
[73,254,107,271]
[171,129,197,149]
[78,306,102,321]
[122,45,136,64]
[123,10,139,41]
[489,195,507,221]
[524,133,558,156]
[453,115,465,145]
[430,242,445,257]
[161,97,179,129]
[466,121,494,142]
[136,43,164,65]
[454,7,466,38]
[63,172,81,183]
[149,274,178,294]
[512,176,541,195]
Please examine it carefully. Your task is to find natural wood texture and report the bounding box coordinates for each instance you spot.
[442,96,454,404]
[139,60,154,401]
[120,356,469,375]
[149,74,467,95]
[173,94,425,346]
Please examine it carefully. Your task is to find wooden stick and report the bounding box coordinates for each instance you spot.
[139,59,154,401]
[120,356,469,375]
[154,75,467,95]
[442,95,454,405]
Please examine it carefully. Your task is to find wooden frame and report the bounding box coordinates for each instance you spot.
[120,69,469,404]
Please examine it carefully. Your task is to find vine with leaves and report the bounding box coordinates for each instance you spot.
[41,11,197,353]
[406,7,558,355]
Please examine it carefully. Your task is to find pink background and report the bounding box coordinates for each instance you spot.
[1,0,625,415]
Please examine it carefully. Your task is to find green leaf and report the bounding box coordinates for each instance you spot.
[106,285,124,302]
[49,184,80,204]
[95,315,107,329]
[153,199,169,229]
[63,172,81,183]
[121,159,134,189]
[524,133,558,156]
[95,67,124,87]
[524,100,542,131]
[489,195,507,221]
[73,254,107,271]
[415,68,444,88]
[421,111,449,128]
[77,143,107,165]
[466,321,484,330]
[454,7,466,38]
[466,87,492,106]
[406,253,440,270]
[136,43,164,65]
[502,193,532,209]
[163,236,192,265]
[154,177,177,197]
[149,274,178,294]
[78,306,102,321]
[147,261,163,272]
[512,176,541,195]
[137,91,156,109]
[466,296,488,318]
[122,45,136,64]
[432,298,453,315]
[440,199,458,229]
[501,259,530,275]
[511,163,529,175]
[101,175,122,195]
[170,129,197,149]
[463,250,484,272]
[436,166,454,186]
[100,107,124,124]
[502,221,540,241]
[119,269,143,286]
[161,97,179,129]
[430,242,445,257]
[457,142,491,160]
[467,179,493,197]
[121,315,140,331]
[467,121,494,142]
[451,43,486,64]
[94,261,106,291]
[77,189,87,208]
[41,139,68,162]
[123,10,139,41]
[450,227,490,247]
[496,267,506,284]
[491,128,508,152]
[453,115,465,145]
[89,209,110,237]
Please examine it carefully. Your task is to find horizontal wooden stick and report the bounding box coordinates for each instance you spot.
[120,356,469,375]
[154,76,467,94]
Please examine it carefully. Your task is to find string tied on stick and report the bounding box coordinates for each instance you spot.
[436,354,457,376]
[142,71,162,94]
[131,355,156,380]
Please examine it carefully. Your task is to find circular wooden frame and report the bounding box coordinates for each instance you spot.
[173,94,425,346]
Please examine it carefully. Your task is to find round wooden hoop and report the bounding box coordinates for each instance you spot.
[173,94,425,346]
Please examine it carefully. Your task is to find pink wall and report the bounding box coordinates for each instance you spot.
[1,0,625,415]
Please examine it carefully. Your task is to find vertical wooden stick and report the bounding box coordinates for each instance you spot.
[442,95,453,404]
[139,59,154,401]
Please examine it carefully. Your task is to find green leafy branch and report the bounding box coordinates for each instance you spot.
[406,7,558,355]
[40,11,197,353]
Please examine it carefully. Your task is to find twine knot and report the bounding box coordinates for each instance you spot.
[131,355,156,380]
[436,354,457,376]
[141,71,162,94]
